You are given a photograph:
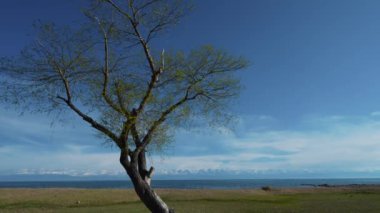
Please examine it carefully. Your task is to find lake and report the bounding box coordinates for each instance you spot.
[1,178,380,189]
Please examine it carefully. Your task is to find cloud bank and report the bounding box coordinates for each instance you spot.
[1,109,380,178]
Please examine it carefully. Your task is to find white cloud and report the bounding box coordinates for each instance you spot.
[155,114,380,174]
[0,143,121,176]
[2,110,380,177]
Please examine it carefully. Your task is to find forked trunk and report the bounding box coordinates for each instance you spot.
[122,163,173,213]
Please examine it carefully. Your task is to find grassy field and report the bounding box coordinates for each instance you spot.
[1,187,380,212]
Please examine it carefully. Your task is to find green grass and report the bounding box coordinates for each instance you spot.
[1,187,380,212]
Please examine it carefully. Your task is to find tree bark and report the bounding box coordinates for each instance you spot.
[120,158,173,213]
[138,150,147,177]
[138,150,154,185]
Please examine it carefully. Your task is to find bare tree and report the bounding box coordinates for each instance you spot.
[0,0,248,212]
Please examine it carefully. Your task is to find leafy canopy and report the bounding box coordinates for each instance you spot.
[0,0,248,155]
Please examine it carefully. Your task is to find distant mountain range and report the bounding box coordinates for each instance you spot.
[1,169,380,181]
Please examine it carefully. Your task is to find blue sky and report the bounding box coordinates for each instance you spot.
[1,0,380,179]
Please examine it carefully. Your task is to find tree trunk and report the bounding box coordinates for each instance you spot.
[138,150,154,185]
[121,162,174,213]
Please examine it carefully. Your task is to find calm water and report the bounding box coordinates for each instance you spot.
[1,179,380,189]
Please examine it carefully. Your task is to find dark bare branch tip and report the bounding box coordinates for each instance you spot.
[147,166,155,178]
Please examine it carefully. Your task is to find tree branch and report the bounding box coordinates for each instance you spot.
[104,0,163,115]
[57,95,120,147]
[104,0,156,73]
[33,31,122,148]
[135,89,201,156]
[119,148,131,169]
[54,57,120,148]
[131,123,142,145]
[96,19,129,117]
